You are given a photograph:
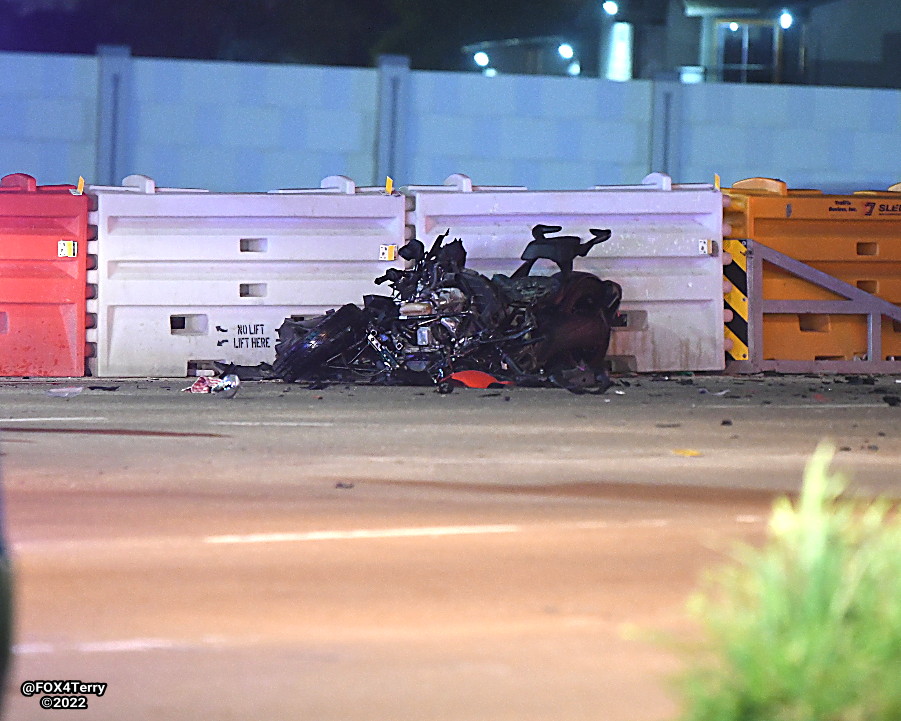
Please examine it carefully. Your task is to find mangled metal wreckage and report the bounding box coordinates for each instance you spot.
[247,225,622,392]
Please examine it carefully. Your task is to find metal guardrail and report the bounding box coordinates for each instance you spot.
[726,239,901,374]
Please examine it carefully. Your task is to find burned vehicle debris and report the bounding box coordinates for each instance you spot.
[270,225,622,391]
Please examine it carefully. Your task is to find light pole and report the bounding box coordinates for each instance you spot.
[597,0,618,77]
[598,0,633,81]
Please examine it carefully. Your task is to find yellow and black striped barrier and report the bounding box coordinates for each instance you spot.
[723,239,749,361]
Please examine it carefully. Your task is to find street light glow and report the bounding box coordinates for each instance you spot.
[780,10,793,29]
[606,21,632,81]
[473,51,490,67]
[558,43,574,60]
[729,21,739,31]
[602,1,618,16]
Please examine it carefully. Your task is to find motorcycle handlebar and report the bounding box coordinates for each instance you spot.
[375,267,407,286]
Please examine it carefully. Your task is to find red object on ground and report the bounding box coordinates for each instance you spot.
[447,370,512,389]
[0,173,90,377]
[182,377,219,393]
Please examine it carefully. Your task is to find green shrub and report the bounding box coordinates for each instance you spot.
[678,443,901,721]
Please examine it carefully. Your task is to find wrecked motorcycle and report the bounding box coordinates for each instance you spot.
[271,224,622,390]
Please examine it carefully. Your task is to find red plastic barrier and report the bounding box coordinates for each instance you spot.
[0,173,90,376]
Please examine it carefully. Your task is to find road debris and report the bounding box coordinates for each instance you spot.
[211,374,241,398]
[446,370,511,389]
[844,375,876,385]
[45,386,83,398]
[182,377,217,393]
[213,362,276,380]
[181,375,240,397]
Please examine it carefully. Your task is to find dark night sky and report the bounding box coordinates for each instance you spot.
[0,0,612,70]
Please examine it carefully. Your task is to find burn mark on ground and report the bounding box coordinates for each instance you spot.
[365,478,787,507]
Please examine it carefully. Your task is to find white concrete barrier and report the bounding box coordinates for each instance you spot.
[404,173,726,372]
[86,175,405,376]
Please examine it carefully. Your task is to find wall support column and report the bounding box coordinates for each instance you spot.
[650,80,683,179]
[375,54,411,186]
[96,45,134,186]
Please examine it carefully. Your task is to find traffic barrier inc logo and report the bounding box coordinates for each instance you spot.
[20,680,108,710]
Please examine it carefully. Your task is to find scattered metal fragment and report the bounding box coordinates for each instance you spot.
[181,375,240,397]
[844,375,876,385]
[182,377,217,393]
[210,374,240,398]
[45,386,83,398]
[213,361,276,380]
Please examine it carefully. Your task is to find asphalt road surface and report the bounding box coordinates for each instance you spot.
[1,374,899,721]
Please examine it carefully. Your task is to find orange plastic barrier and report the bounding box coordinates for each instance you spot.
[724,178,901,362]
[761,314,897,363]
[0,173,91,376]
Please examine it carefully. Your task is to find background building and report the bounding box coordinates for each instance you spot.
[459,0,901,90]
[622,0,901,88]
